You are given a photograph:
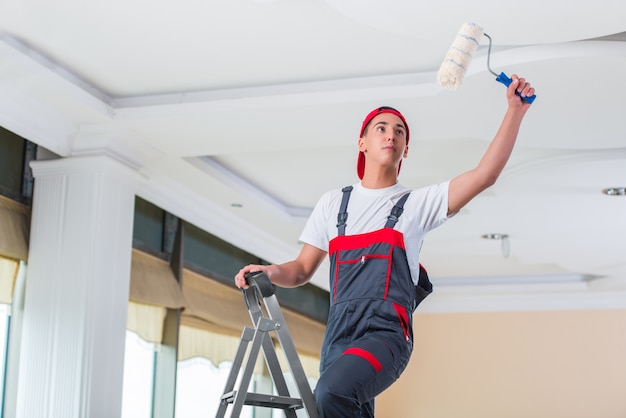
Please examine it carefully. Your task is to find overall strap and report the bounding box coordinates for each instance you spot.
[336,186,353,236]
[385,192,411,229]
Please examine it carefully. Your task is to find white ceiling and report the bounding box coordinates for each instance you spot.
[1,1,626,311]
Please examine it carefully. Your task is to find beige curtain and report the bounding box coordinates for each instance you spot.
[275,347,321,380]
[0,195,29,304]
[127,301,167,343]
[128,249,325,371]
[177,325,320,378]
[181,268,325,358]
[129,249,187,309]
[0,195,29,261]
[127,249,186,343]
[177,325,264,375]
[0,256,19,305]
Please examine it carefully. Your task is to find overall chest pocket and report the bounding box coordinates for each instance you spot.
[333,242,393,302]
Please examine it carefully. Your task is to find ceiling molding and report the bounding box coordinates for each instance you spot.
[466,40,626,77]
[134,167,302,266]
[0,32,115,115]
[187,156,312,219]
[0,83,77,156]
[4,30,624,121]
[114,41,626,118]
[434,272,596,287]
[418,274,626,313]
[501,147,626,179]
[419,288,626,314]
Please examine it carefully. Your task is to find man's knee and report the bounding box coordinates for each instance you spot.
[315,378,359,417]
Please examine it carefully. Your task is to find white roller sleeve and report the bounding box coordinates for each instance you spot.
[437,22,484,90]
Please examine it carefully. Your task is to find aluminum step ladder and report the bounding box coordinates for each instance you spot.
[216,272,318,418]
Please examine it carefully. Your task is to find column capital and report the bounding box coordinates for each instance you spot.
[70,123,164,171]
[30,153,146,186]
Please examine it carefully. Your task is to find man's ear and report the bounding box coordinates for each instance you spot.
[358,137,366,152]
[403,144,409,158]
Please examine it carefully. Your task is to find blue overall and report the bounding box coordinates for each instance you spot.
[314,186,432,417]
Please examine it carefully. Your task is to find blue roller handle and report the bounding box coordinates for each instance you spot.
[496,72,536,104]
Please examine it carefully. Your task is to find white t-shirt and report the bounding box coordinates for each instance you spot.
[299,181,453,285]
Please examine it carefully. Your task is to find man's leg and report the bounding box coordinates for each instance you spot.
[315,336,410,417]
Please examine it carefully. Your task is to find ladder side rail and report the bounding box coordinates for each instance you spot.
[263,294,319,418]
[229,317,270,418]
[216,327,255,418]
[244,272,319,418]
[244,287,294,399]
[260,331,294,399]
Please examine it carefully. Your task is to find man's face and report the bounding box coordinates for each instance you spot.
[359,113,409,167]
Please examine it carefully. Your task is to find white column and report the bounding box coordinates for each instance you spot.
[17,154,140,418]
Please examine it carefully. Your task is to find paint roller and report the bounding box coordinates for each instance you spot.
[437,22,536,104]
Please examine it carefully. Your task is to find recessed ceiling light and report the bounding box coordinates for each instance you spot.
[481,233,508,240]
[481,233,510,257]
[602,187,626,196]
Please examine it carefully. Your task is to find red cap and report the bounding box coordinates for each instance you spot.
[357,106,410,179]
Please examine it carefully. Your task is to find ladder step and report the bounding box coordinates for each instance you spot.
[221,391,304,410]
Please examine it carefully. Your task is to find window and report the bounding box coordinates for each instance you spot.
[122,331,155,418]
[121,329,318,417]
[176,357,253,418]
[0,304,10,412]
[122,331,256,418]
